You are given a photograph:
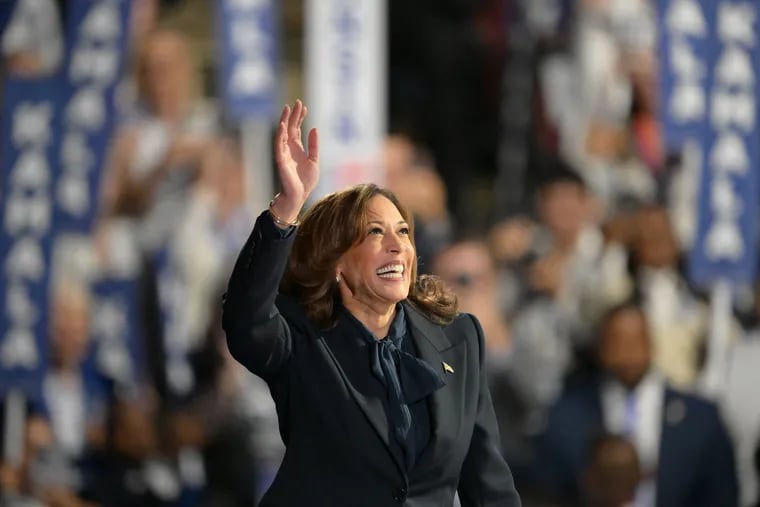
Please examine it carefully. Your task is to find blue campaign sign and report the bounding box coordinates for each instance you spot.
[656,0,719,151]
[154,248,195,398]
[0,77,64,399]
[55,0,131,233]
[215,0,279,120]
[687,0,760,286]
[88,277,143,387]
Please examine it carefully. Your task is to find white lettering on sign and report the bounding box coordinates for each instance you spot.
[70,45,119,84]
[0,328,39,369]
[6,284,38,327]
[57,174,90,217]
[66,87,106,131]
[669,80,706,123]
[718,2,756,45]
[3,237,45,280]
[11,150,51,189]
[12,102,53,147]
[715,46,754,87]
[710,131,750,174]
[671,39,706,80]
[667,0,708,37]
[4,191,52,236]
[711,90,755,130]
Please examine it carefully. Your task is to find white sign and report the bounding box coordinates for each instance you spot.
[306,0,386,197]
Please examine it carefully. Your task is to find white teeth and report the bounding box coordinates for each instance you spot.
[376,264,404,275]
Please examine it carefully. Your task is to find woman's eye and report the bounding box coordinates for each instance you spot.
[369,227,383,235]
[399,227,410,235]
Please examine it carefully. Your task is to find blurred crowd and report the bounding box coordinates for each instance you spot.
[1,0,759,506]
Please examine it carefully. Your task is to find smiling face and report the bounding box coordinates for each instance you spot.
[336,195,415,316]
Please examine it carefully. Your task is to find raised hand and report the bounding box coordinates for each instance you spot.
[272,100,319,223]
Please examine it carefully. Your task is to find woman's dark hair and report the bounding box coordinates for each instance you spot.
[282,184,458,329]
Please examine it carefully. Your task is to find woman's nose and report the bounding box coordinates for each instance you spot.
[386,233,404,253]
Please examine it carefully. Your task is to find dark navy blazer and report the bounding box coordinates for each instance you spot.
[539,379,738,507]
[222,213,521,507]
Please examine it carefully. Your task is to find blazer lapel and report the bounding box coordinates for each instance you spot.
[656,388,688,504]
[404,303,462,473]
[319,317,406,476]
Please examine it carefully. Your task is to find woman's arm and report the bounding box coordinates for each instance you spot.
[222,210,297,379]
[222,101,319,380]
[457,314,522,507]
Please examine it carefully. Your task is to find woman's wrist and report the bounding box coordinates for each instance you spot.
[269,193,302,229]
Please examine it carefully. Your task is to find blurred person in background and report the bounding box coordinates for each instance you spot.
[169,137,251,358]
[1,403,51,507]
[537,0,658,214]
[1,401,92,507]
[389,0,502,224]
[619,205,717,388]
[383,133,453,274]
[491,158,628,323]
[538,301,738,507]
[80,393,180,507]
[431,239,551,500]
[1,0,63,77]
[581,434,642,507]
[493,160,629,445]
[101,27,218,254]
[44,278,109,465]
[222,100,521,506]
[203,309,276,507]
[432,239,511,360]
[714,281,760,506]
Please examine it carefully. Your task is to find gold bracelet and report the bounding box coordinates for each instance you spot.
[269,193,301,227]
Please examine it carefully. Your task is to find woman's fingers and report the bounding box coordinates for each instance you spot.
[280,104,290,126]
[275,121,288,166]
[307,128,319,163]
[288,100,303,144]
[296,104,307,132]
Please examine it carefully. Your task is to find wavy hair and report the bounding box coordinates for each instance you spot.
[282,184,458,329]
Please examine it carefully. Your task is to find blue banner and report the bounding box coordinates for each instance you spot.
[685,0,760,286]
[656,0,719,150]
[155,249,195,397]
[88,276,142,387]
[0,77,64,399]
[215,0,279,120]
[55,0,131,233]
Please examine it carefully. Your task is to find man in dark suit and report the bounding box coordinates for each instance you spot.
[538,301,738,507]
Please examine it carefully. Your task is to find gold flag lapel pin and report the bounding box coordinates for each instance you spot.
[442,362,454,374]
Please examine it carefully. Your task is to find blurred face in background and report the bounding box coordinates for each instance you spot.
[113,400,157,460]
[599,307,651,389]
[538,181,590,246]
[632,207,680,269]
[198,139,245,219]
[583,436,642,507]
[50,285,91,371]
[432,240,496,316]
[138,30,194,118]
[383,134,415,181]
[130,0,158,47]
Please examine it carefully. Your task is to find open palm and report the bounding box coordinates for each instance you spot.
[275,100,319,207]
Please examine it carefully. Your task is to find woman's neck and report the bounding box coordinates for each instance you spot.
[344,300,397,339]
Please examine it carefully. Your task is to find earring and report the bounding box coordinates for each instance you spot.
[336,275,341,284]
